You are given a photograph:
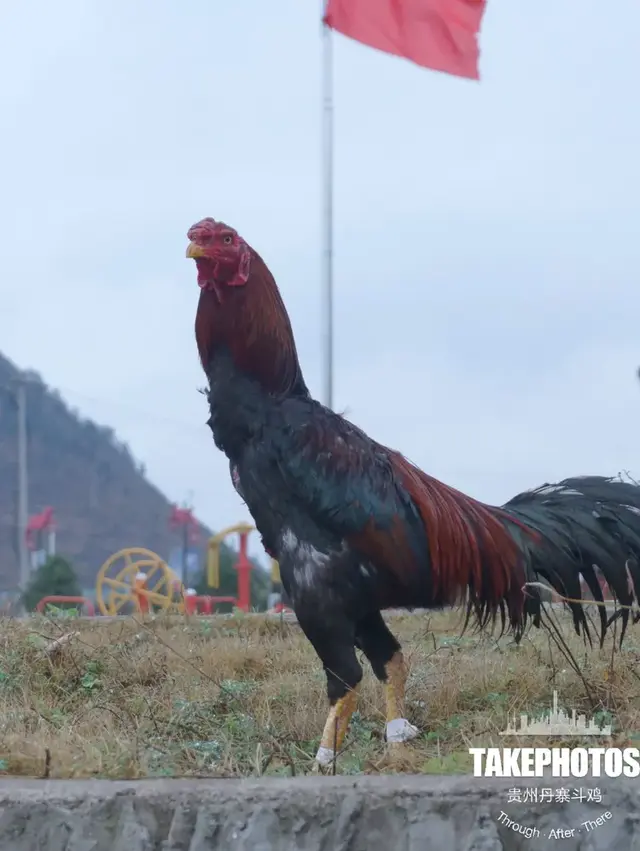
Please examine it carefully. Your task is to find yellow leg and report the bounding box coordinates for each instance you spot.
[314,687,359,766]
[384,651,419,743]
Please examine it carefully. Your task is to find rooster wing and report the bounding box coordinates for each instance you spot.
[239,399,480,599]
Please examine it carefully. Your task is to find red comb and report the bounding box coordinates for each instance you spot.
[187,218,219,242]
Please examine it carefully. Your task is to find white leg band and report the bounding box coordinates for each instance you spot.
[315,746,336,766]
[386,717,419,743]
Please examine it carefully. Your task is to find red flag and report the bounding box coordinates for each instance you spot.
[324,0,486,80]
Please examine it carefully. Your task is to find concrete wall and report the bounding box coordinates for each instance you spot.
[0,775,637,850]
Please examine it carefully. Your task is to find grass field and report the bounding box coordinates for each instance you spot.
[1,606,639,779]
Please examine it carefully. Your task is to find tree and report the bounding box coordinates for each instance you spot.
[21,555,82,612]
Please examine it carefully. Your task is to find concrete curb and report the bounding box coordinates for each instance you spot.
[0,775,637,850]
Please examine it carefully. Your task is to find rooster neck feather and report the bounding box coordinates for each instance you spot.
[195,251,308,400]
[203,350,273,457]
[196,251,308,458]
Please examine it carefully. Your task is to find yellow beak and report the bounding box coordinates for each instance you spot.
[186,241,207,259]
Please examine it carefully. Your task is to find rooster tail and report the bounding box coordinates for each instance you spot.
[390,453,539,635]
[504,475,640,645]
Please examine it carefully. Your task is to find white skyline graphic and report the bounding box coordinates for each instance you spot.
[499,691,612,737]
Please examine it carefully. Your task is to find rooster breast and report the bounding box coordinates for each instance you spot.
[232,453,376,610]
[277,526,379,616]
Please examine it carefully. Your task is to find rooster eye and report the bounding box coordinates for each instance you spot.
[223,235,233,245]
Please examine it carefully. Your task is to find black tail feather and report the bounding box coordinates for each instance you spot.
[502,475,640,646]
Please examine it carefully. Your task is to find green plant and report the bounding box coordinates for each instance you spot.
[21,555,82,612]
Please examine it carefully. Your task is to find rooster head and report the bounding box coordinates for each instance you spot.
[186,218,251,300]
[186,215,308,398]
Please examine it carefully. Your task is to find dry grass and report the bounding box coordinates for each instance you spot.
[1,606,640,779]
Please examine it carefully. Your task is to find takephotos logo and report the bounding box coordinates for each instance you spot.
[469,691,640,778]
[469,746,640,779]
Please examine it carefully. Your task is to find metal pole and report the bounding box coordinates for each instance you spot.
[321,20,334,409]
[182,518,189,590]
[16,380,30,590]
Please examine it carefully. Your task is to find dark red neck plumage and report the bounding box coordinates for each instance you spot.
[194,252,308,399]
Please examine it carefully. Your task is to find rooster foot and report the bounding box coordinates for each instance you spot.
[311,746,337,775]
[386,718,419,744]
[382,719,419,765]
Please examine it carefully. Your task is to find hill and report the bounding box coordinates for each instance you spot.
[0,352,269,606]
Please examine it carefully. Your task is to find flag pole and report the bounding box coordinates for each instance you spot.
[321,16,334,410]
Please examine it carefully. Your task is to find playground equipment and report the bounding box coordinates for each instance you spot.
[26,507,56,570]
[94,525,263,616]
[206,522,255,610]
[268,554,289,612]
[95,547,179,615]
[206,523,290,612]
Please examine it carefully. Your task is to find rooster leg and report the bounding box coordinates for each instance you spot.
[355,611,419,745]
[315,686,359,769]
[295,607,362,768]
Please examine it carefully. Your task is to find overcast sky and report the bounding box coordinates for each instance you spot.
[1,1,639,563]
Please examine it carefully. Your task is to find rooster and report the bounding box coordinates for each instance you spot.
[186,217,640,768]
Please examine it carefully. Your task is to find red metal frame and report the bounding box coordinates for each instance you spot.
[184,594,238,615]
[169,506,199,543]
[25,506,55,550]
[36,595,95,615]
[235,530,252,612]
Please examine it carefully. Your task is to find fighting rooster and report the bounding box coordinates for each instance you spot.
[186,218,640,768]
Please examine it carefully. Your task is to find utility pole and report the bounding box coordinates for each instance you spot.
[321,19,334,410]
[15,378,30,591]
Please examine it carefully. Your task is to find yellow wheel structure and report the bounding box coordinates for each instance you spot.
[96,547,181,616]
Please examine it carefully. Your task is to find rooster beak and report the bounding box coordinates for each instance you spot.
[186,241,207,259]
